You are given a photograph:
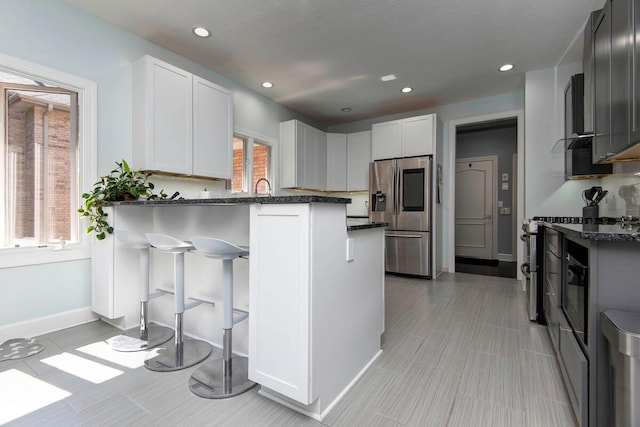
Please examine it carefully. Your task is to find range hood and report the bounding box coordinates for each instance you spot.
[560,73,612,179]
[551,134,594,154]
[564,136,612,180]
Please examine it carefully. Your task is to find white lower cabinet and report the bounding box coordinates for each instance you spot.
[248,203,384,419]
[91,206,154,328]
[249,204,313,404]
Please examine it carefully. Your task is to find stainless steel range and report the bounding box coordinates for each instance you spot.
[521,215,640,326]
[521,219,543,323]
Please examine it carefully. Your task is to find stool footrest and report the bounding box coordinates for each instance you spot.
[149,290,167,300]
[187,297,215,310]
[232,309,249,325]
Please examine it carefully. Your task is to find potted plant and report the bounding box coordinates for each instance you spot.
[78,159,167,240]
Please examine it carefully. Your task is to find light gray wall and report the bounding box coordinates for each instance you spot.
[0,0,320,327]
[329,92,524,269]
[524,63,603,219]
[456,124,517,256]
[0,261,90,325]
[1,0,321,177]
[0,0,582,329]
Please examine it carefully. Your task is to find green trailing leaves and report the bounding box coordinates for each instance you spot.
[77,160,167,240]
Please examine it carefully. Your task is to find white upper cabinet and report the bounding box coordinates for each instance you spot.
[280,119,326,190]
[192,75,233,178]
[326,133,347,191]
[132,55,232,179]
[402,114,434,157]
[324,130,371,192]
[306,126,327,190]
[372,114,434,160]
[372,120,402,160]
[346,130,371,191]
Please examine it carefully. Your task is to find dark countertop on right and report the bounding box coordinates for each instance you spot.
[346,217,388,231]
[546,222,640,242]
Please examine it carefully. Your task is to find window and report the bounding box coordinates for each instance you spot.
[0,53,96,266]
[230,134,273,195]
[1,73,78,248]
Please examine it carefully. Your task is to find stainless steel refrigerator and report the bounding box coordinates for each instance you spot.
[369,156,432,278]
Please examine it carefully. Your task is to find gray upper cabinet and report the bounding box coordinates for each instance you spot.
[593,0,640,162]
[610,0,631,155]
[592,1,614,163]
[583,11,599,134]
[632,0,640,144]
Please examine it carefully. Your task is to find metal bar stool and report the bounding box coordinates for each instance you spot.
[143,233,212,371]
[107,230,174,352]
[188,236,256,398]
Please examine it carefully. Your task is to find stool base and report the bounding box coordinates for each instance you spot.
[144,338,212,372]
[189,356,256,399]
[107,324,174,352]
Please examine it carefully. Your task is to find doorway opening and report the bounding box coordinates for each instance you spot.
[454,118,518,279]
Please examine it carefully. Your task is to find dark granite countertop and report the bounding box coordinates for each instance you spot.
[346,218,388,231]
[547,222,640,242]
[107,195,351,206]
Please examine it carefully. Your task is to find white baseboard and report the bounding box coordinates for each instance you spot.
[0,307,98,343]
[258,349,383,421]
[498,253,514,262]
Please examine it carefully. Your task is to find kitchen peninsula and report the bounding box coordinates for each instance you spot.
[91,195,385,420]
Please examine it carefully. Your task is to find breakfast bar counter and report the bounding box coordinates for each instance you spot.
[91,196,385,420]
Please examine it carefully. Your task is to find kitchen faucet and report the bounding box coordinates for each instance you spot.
[254,178,272,196]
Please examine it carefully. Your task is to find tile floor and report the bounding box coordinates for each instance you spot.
[0,272,577,426]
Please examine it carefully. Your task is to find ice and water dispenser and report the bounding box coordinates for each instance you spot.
[371,191,387,212]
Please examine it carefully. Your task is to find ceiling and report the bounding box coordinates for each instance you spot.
[65,0,604,126]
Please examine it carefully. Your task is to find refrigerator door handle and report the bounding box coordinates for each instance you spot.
[386,233,423,238]
[394,165,400,215]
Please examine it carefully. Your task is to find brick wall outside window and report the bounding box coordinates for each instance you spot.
[7,99,72,244]
[231,137,270,194]
[252,143,269,193]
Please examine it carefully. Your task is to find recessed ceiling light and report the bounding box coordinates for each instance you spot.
[341,107,352,112]
[499,64,514,72]
[193,27,210,38]
[262,82,273,88]
[381,74,397,82]
[401,87,413,93]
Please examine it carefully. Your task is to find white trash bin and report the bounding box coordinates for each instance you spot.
[601,310,640,427]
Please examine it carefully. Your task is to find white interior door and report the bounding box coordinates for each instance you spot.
[455,157,496,259]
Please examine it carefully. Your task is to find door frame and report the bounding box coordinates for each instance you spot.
[447,110,524,279]
[455,155,498,260]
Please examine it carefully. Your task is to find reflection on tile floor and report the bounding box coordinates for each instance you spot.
[0,272,576,426]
